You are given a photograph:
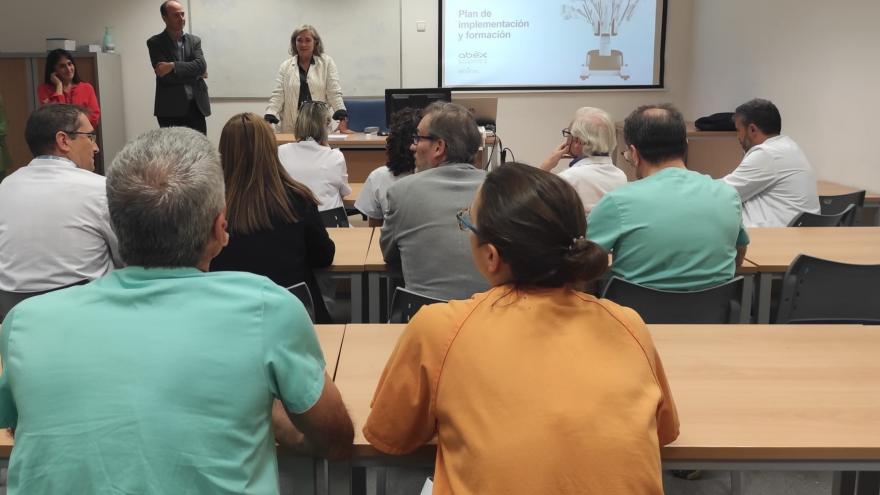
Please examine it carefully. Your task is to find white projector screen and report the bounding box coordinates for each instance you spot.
[440,0,667,90]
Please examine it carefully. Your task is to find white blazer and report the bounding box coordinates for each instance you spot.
[265,54,346,134]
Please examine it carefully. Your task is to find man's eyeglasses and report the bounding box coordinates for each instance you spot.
[561,128,572,138]
[456,207,479,236]
[64,130,97,143]
[412,133,438,145]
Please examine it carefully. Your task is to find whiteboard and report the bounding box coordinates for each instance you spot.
[190,0,401,98]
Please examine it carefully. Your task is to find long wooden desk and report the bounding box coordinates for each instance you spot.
[744,227,880,322]
[331,323,880,494]
[325,228,374,323]
[817,180,880,204]
[364,232,759,323]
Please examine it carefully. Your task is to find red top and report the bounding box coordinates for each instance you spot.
[37,82,101,127]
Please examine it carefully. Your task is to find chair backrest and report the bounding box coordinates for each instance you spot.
[787,204,855,227]
[343,98,387,132]
[776,254,880,324]
[286,282,316,323]
[319,206,350,228]
[601,276,747,324]
[0,279,89,323]
[388,287,447,324]
[820,191,865,226]
[0,291,37,323]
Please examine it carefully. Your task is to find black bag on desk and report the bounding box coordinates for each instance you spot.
[695,112,736,131]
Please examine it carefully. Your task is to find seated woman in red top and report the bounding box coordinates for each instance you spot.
[38,49,101,127]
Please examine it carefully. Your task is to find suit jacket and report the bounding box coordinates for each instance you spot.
[147,31,211,118]
[379,163,489,301]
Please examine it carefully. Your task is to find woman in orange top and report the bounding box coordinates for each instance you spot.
[364,162,679,494]
[38,49,101,127]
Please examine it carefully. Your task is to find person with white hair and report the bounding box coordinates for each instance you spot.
[540,106,627,213]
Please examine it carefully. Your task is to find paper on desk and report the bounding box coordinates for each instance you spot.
[328,133,347,140]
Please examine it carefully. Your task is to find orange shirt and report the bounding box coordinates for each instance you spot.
[364,285,679,495]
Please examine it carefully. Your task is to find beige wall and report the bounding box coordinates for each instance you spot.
[4,0,876,192]
[689,0,880,192]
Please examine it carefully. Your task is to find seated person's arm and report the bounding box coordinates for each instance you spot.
[273,372,353,460]
[540,141,569,171]
[379,190,402,264]
[722,149,776,202]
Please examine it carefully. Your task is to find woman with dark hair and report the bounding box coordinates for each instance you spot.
[354,107,420,226]
[364,162,679,494]
[211,113,336,322]
[38,49,100,127]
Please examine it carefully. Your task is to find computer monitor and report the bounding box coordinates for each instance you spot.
[384,88,452,127]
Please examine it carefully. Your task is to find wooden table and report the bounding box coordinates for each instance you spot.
[817,180,880,204]
[744,227,880,322]
[330,323,880,494]
[364,231,404,323]
[325,228,374,323]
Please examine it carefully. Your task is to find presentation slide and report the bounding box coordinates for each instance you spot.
[441,0,665,89]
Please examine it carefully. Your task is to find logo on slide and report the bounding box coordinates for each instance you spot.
[458,51,489,64]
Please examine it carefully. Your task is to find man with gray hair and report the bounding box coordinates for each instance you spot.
[380,101,488,300]
[0,127,353,493]
[540,106,627,213]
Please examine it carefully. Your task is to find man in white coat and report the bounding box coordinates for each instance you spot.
[722,98,819,227]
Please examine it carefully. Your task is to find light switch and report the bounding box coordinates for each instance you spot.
[416,21,426,32]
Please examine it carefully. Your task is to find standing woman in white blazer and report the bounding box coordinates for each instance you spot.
[264,25,348,133]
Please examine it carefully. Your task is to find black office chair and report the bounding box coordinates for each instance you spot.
[342,98,387,132]
[0,291,38,323]
[787,204,855,227]
[820,190,865,226]
[319,207,350,228]
[285,282,316,323]
[0,279,88,323]
[388,287,447,324]
[601,276,747,324]
[775,254,880,324]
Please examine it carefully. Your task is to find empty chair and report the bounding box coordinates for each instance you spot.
[319,206,350,228]
[787,204,855,227]
[388,287,447,324]
[601,276,747,324]
[286,282,316,323]
[343,98,387,132]
[820,190,865,226]
[776,254,880,324]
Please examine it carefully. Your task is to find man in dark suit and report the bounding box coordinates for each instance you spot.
[147,0,211,134]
